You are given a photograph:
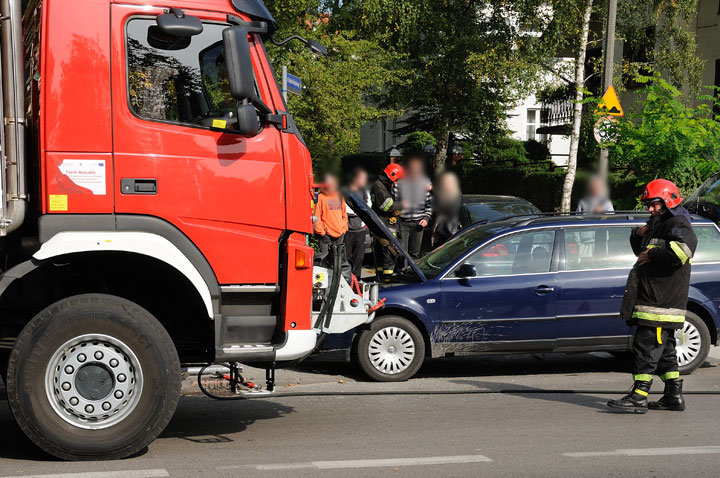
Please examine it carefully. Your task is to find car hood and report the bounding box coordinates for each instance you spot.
[345,191,426,281]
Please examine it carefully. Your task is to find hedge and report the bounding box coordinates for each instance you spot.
[460,166,642,212]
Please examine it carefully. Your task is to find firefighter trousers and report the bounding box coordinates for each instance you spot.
[632,325,680,382]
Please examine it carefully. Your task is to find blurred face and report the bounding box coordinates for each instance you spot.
[351,169,367,189]
[589,177,605,197]
[405,158,424,179]
[646,199,665,216]
[324,174,338,192]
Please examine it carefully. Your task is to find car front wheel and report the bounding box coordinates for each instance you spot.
[354,316,425,382]
[677,311,710,375]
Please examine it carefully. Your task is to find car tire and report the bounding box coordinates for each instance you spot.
[6,294,181,460]
[354,315,425,382]
[677,311,710,375]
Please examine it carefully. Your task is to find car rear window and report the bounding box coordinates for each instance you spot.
[563,227,636,270]
[693,225,720,263]
[465,202,539,224]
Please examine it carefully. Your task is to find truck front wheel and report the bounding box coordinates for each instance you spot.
[6,294,181,460]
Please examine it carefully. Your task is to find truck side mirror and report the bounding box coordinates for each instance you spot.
[222,26,255,101]
[156,8,203,37]
[235,103,259,137]
[455,263,477,278]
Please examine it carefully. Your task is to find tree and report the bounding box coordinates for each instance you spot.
[264,0,403,174]
[611,74,720,193]
[560,0,595,212]
[335,0,559,174]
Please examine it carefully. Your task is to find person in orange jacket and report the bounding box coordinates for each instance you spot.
[314,173,351,282]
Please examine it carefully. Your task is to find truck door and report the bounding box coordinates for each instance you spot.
[111,5,285,285]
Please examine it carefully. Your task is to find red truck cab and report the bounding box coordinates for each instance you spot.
[0,0,372,460]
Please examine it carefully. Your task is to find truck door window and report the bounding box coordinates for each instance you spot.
[126,18,259,133]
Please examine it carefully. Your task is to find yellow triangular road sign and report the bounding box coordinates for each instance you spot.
[597,85,624,117]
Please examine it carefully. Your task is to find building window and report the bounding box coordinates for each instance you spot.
[526,109,547,143]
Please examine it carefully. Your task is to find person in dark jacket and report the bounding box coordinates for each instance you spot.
[392,156,433,261]
[608,179,697,413]
[370,163,404,278]
[344,167,371,280]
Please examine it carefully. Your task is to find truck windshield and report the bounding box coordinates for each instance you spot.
[126,19,258,133]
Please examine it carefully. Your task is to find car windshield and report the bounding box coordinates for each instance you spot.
[416,224,507,278]
[686,173,720,206]
[465,201,539,224]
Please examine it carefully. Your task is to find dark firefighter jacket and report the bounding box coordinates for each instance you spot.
[627,206,697,329]
[371,173,401,224]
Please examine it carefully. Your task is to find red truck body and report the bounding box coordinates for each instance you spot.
[0,0,372,460]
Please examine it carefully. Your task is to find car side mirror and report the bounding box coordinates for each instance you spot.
[455,263,477,278]
[235,103,259,136]
[222,26,255,101]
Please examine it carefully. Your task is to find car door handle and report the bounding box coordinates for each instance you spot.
[534,285,555,294]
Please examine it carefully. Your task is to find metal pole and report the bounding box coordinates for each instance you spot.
[598,0,617,180]
[281,65,288,103]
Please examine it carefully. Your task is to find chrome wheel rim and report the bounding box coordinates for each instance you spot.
[44,334,143,430]
[675,321,702,367]
[367,326,416,375]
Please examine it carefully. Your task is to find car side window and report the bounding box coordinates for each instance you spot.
[563,227,636,270]
[693,225,720,263]
[463,230,555,276]
[126,19,259,134]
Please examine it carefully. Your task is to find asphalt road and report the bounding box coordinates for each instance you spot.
[1,349,720,477]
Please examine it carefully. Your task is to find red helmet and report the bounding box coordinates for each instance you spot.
[641,179,682,209]
[384,163,405,182]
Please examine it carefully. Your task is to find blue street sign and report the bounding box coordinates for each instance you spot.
[286,73,302,96]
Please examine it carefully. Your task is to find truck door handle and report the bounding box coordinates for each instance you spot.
[534,285,555,294]
[121,178,157,195]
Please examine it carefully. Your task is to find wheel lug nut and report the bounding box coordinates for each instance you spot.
[62,382,71,391]
[64,365,74,374]
[109,359,119,367]
[69,397,79,406]
[77,353,86,363]
[85,405,94,413]
[102,402,111,411]
[117,374,126,383]
[94,351,104,360]
[114,390,124,399]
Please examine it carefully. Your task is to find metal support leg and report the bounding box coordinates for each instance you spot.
[266,364,276,392]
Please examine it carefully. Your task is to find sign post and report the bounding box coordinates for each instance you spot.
[281,66,302,103]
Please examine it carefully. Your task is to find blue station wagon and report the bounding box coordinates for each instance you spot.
[323,198,720,381]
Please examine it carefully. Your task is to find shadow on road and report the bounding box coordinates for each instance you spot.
[300,352,633,381]
[447,378,615,412]
[159,395,295,444]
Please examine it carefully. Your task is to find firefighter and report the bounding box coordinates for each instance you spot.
[607,179,697,413]
[370,163,404,278]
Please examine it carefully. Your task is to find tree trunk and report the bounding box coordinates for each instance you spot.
[433,121,449,175]
[561,0,593,212]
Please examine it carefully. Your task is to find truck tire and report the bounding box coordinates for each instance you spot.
[6,294,181,460]
[354,315,425,382]
[677,311,710,375]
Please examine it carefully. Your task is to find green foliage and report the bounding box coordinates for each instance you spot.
[617,0,703,95]
[264,0,403,175]
[611,74,720,191]
[401,131,436,155]
[523,140,551,163]
[460,165,642,211]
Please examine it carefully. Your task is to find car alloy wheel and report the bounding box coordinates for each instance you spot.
[675,320,701,367]
[367,326,416,375]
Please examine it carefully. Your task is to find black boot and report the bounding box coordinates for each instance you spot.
[649,379,685,411]
[607,380,651,413]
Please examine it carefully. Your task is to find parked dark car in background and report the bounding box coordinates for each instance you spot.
[461,194,541,227]
[323,199,720,382]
